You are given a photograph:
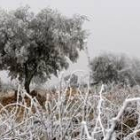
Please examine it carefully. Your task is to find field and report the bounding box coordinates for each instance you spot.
[0,83,140,140]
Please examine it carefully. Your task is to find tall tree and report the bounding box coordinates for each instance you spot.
[0,6,87,93]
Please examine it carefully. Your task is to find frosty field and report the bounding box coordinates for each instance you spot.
[0,84,140,140]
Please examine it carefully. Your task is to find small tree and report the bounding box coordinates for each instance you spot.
[90,53,137,86]
[90,53,118,85]
[0,6,87,93]
[64,74,78,87]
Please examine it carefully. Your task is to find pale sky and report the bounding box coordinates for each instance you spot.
[0,0,140,84]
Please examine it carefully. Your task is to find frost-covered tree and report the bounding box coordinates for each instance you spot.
[90,53,118,85]
[90,53,138,86]
[0,6,87,93]
[64,74,78,87]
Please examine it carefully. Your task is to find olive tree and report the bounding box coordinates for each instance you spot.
[0,6,87,93]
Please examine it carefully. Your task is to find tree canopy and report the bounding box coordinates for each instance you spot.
[0,6,87,93]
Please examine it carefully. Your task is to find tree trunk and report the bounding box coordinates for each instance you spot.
[24,63,33,93]
[24,63,37,93]
[24,80,30,93]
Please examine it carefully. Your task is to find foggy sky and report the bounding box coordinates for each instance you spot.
[0,0,140,83]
